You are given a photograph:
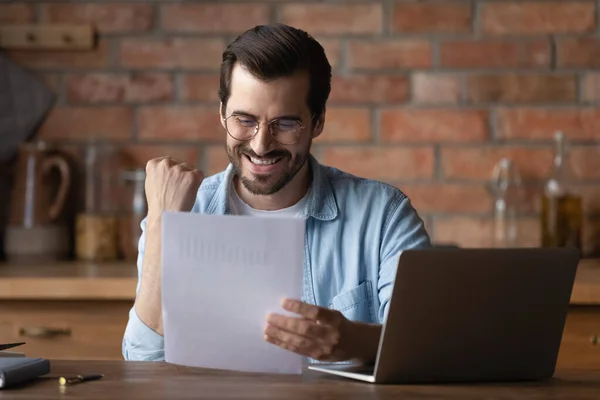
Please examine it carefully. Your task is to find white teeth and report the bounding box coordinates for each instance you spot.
[249,157,279,165]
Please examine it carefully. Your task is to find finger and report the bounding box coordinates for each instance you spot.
[281,299,337,323]
[266,313,330,339]
[264,324,317,354]
[146,156,171,170]
[264,333,333,361]
[264,334,308,357]
[157,156,176,164]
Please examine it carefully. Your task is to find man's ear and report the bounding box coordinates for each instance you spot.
[219,103,226,130]
[311,112,325,139]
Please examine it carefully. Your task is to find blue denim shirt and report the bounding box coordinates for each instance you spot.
[122,155,431,361]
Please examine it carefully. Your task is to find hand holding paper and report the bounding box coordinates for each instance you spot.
[265,298,353,361]
[161,212,305,374]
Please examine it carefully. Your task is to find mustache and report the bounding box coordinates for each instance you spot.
[237,145,290,159]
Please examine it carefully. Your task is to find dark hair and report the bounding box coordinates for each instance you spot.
[219,23,332,122]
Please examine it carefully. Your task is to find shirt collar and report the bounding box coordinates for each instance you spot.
[206,154,338,221]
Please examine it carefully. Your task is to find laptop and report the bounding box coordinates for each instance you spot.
[308,247,580,384]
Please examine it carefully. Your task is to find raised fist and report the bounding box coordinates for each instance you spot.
[145,157,204,218]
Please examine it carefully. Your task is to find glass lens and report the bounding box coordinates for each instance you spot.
[225,116,303,145]
[269,119,302,144]
[226,116,257,140]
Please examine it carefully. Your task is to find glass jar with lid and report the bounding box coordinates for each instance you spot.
[75,141,121,262]
[118,168,147,261]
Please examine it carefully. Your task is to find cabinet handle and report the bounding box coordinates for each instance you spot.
[590,334,599,346]
[19,327,72,338]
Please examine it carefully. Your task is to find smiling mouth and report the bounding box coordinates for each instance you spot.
[245,155,283,166]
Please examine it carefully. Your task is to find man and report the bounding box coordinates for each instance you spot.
[122,23,431,364]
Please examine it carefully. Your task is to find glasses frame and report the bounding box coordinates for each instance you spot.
[222,114,315,146]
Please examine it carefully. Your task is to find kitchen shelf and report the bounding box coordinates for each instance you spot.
[0,258,598,303]
[0,260,137,300]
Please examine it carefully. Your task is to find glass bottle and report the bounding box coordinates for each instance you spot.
[490,158,522,248]
[75,141,120,262]
[118,169,147,261]
[540,131,583,250]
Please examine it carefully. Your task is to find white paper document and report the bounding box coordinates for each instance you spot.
[161,211,305,374]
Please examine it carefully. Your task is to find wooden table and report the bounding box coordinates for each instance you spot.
[1,361,600,400]
[0,258,598,363]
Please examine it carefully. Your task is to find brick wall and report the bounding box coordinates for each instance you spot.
[2,1,600,255]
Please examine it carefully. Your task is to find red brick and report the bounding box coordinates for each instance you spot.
[122,145,200,169]
[162,4,269,33]
[38,106,133,141]
[571,146,600,180]
[466,74,577,103]
[380,109,489,142]
[440,146,553,180]
[0,4,34,23]
[320,147,434,180]
[427,183,543,216]
[138,106,222,142]
[348,40,432,70]
[205,145,231,176]
[412,73,461,105]
[67,73,173,104]
[440,40,551,68]
[280,4,382,34]
[318,39,342,70]
[434,217,540,248]
[392,3,472,34]
[481,2,594,35]
[42,4,152,33]
[119,38,224,70]
[581,73,600,102]
[400,184,490,214]
[329,75,409,104]
[496,108,600,140]
[557,38,600,68]
[181,74,220,103]
[316,108,372,143]
[8,40,110,69]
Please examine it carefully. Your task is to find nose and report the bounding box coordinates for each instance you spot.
[249,122,275,156]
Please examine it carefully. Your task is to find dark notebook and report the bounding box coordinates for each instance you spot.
[0,358,50,388]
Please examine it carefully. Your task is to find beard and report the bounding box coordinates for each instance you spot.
[226,143,308,196]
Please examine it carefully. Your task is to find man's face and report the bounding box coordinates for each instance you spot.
[221,64,323,196]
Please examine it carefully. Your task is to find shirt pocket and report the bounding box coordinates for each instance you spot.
[329,281,376,323]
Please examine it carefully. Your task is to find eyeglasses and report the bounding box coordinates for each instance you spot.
[222,114,313,145]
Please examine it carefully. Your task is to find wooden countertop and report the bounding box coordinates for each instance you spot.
[1,360,600,399]
[0,261,137,300]
[0,258,599,303]
[570,258,600,305]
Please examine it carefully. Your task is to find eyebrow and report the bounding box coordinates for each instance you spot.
[231,110,302,121]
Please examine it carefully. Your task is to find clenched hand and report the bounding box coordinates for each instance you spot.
[145,157,204,220]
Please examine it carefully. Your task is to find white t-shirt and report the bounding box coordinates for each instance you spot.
[228,184,309,218]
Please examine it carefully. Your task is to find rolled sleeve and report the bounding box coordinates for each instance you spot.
[122,217,165,361]
[122,305,165,361]
[378,195,431,323]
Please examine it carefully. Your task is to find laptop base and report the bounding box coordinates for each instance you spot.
[308,364,376,383]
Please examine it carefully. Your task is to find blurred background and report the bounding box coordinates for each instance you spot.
[0,0,599,365]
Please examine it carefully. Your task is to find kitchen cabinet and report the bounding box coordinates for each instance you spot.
[0,259,598,366]
[0,261,135,360]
